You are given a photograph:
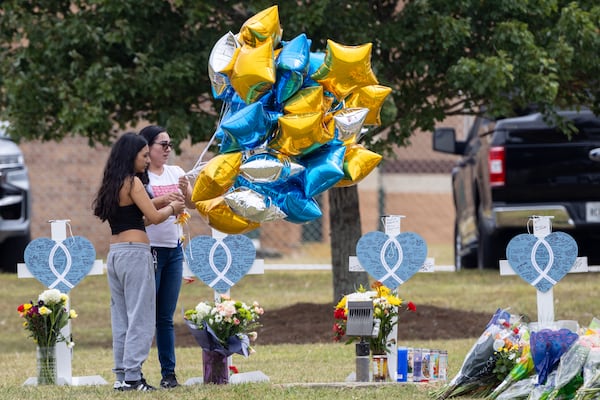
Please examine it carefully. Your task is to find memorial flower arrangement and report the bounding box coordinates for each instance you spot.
[17,288,77,349]
[184,294,263,357]
[333,281,416,355]
[431,308,530,399]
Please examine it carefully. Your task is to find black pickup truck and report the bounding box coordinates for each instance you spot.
[433,109,600,269]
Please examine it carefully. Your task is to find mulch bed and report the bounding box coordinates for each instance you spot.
[174,303,493,347]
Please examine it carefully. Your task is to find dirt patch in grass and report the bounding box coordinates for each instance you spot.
[174,303,492,347]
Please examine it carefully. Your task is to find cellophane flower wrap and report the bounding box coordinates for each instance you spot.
[432,308,528,399]
[530,328,579,386]
[17,289,77,348]
[184,294,263,357]
[332,281,416,355]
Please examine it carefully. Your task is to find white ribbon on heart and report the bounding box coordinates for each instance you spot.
[529,238,558,287]
[48,241,75,290]
[207,238,235,289]
[378,236,405,287]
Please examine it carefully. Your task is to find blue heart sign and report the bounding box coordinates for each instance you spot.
[24,236,96,293]
[506,232,578,293]
[356,231,428,288]
[185,234,256,293]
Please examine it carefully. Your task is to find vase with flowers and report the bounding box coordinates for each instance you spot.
[17,289,77,385]
[184,294,263,384]
[333,281,416,381]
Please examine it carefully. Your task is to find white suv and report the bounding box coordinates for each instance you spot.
[0,121,31,272]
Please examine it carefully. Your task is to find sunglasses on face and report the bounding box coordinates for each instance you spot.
[153,140,173,150]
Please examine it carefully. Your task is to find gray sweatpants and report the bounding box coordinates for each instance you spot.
[106,242,156,382]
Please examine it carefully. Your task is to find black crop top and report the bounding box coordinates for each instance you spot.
[108,204,145,235]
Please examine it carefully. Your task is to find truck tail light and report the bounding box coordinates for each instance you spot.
[489,146,505,187]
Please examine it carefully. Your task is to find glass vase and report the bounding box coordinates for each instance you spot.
[372,353,389,382]
[202,349,229,384]
[37,346,57,385]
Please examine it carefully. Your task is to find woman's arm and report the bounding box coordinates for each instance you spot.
[130,177,184,224]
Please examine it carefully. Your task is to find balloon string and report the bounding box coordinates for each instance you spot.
[66,221,75,244]
[185,100,230,179]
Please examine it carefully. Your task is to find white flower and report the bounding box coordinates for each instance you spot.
[493,338,505,351]
[39,289,63,305]
[67,341,75,349]
[214,314,223,323]
[195,302,212,319]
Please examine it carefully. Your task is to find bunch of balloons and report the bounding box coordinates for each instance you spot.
[191,5,391,234]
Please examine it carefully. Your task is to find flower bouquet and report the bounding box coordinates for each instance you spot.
[333,281,416,354]
[184,294,263,384]
[431,308,528,399]
[333,281,415,381]
[17,289,77,385]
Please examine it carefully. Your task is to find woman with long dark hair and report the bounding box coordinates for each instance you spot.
[93,132,185,391]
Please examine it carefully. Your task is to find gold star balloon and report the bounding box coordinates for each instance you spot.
[221,39,276,104]
[345,84,392,126]
[335,144,383,187]
[191,152,243,202]
[239,5,283,48]
[195,196,261,234]
[310,40,378,101]
[269,111,333,156]
[283,86,325,114]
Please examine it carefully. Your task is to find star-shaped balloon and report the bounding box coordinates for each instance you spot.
[191,152,243,202]
[297,141,346,197]
[333,107,369,143]
[222,39,276,104]
[269,111,333,156]
[208,31,240,99]
[335,144,383,187]
[345,84,392,126]
[310,39,378,100]
[220,102,271,151]
[283,86,326,114]
[239,148,303,183]
[238,5,283,48]
[195,196,261,234]
[274,33,311,104]
[224,187,287,223]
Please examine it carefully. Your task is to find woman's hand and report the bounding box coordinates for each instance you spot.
[170,200,186,216]
[178,176,190,197]
[163,191,184,206]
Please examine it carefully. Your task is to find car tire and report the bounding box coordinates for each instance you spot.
[454,223,476,270]
[0,232,30,273]
[476,217,500,269]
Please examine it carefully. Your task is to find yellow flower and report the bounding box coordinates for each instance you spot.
[385,294,401,306]
[38,306,52,316]
[23,303,32,312]
[60,293,68,303]
[335,296,347,310]
[69,309,78,319]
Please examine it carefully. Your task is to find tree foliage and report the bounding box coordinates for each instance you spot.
[1,1,598,147]
[1,1,598,300]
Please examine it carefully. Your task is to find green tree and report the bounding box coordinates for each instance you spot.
[1,1,599,301]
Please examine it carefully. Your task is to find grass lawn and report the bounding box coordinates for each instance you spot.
[2,263,599,399]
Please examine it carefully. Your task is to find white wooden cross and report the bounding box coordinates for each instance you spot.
[499,215,588,328]
[349,215,431,381]
[182,228,269,385]
[17,219,107,386]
